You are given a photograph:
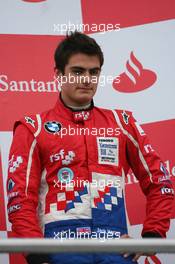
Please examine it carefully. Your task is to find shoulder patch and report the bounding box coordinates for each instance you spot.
[14,114,42,137]
[114,109,133,126]
[24,116,36,128]
[121,111,130,125]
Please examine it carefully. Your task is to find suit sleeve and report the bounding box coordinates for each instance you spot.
[7,123,44,238]
[118,111,174,238]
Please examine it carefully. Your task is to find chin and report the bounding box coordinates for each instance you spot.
[76,94,92,104]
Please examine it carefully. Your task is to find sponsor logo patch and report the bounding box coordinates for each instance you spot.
[76,227,91,235]
[122,111,130,125]
[7,204,21,214]
[50,149,75,165]
[97,137,119,166]
[25,116,35,128]
[7,191,19,201]
[57,167,74,183]
[159,162,170,182]
[7,178,15,191]
[44,121,62,134]
[73,111,90,122]
[144,144,154,154]
[9,155,23,173]
[161,187,174,195]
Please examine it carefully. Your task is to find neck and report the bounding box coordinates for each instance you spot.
[66,103,91,111]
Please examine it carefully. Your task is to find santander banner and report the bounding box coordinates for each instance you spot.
[0,1,175,264]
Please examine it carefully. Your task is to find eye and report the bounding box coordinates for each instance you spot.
[89,69,100,75]
[72,69,83,75]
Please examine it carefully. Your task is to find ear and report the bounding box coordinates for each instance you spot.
[54,68,63,83]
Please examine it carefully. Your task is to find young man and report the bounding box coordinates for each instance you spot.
[7,32,174,264]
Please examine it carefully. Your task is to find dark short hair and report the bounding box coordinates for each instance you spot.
[54,31,104,74]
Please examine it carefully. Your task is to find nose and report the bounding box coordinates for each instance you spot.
[81,70,91,85]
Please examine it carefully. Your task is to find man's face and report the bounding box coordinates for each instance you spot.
[56,53,101,106]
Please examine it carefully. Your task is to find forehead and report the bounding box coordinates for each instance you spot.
[67,53,101,68]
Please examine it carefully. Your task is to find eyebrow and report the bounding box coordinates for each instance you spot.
[70,66,101,71]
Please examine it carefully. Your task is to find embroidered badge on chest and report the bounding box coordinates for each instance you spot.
[97,137,119,166]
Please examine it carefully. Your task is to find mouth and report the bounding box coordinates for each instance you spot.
[77,87,93,91]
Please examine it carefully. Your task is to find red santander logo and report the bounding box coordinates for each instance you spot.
[113,51,157,93]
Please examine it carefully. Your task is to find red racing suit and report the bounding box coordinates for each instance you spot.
[7,94,174,263]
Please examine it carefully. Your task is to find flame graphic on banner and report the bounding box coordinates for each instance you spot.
[113,52,157,93]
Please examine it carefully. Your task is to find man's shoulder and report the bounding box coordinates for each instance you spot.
[13,105,55,135]
[94,105,136,131]
[94,105,132,121]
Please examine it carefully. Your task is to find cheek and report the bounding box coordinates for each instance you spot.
[61,81,77,92]
[60,72,78,87]
[92,82,98,91]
